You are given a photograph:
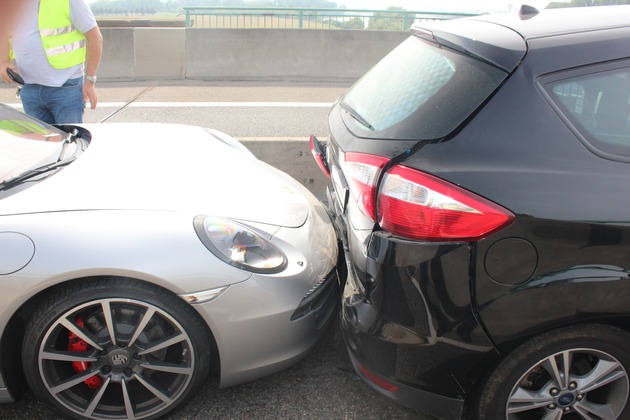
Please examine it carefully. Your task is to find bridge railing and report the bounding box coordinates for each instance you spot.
[182,7,474,30]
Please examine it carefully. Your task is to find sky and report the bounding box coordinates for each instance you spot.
[335,1,558,13]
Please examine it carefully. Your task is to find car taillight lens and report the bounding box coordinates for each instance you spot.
[309,134,330,178]
[378,166,514,241]
[357,362,400,393]
[344,153,389,221]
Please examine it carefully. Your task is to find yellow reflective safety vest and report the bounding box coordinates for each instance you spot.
[38,0,87,69]
[8,37,14,61]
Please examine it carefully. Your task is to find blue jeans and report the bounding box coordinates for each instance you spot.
[20,77,85,124]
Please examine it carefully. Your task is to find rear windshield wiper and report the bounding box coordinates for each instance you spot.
[339,100,375,131]
[0,160,73,191]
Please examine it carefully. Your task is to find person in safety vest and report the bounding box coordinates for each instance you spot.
[0,0,103,124]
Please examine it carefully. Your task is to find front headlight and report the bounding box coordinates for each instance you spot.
[194,215,287,274]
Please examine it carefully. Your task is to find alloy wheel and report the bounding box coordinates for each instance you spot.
[506,348,629,419]
[37,298,195,419]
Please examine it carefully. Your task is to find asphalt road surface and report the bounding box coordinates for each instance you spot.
[0,319,434,419]
[0,81,437,420]
[0,80,347,139]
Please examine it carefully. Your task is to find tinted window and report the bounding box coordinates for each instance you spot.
[341,36,507,140]
[547,67,630,159]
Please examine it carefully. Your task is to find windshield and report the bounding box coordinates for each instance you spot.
[341,36,508,140]
[0,104,69,184]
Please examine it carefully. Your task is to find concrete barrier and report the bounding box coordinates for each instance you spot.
[99,28,135,80]
[186,29,407,82]
[135,29,186,79]
[240,138,329,201]
[100,27,407,82]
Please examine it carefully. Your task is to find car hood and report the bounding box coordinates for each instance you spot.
[0,123,309,228]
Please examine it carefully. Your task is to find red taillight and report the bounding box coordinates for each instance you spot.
[378,166,514,241]
[309,134,330,179]
[344,152,389,221]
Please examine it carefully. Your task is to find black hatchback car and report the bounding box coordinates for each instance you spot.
[311,5,630,420]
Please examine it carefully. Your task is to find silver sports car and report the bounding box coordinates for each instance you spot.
[0,104,339,419]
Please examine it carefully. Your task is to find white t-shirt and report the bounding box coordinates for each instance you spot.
[12,0,97,87]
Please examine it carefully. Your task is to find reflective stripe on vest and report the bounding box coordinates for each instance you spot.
[38,0,86,69]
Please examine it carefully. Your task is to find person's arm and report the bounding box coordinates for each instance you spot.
[82,25,102,109]
[0,0,22,84]
[0,37,17,84]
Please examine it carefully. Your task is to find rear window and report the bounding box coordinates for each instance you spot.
[545,65,630,160]
[340,35,507,140]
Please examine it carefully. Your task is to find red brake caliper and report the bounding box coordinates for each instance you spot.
[67,316,103,389]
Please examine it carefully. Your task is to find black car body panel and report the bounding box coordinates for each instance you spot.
[316,5,630,420]
[343,232,499,384]
[475,217,630,346]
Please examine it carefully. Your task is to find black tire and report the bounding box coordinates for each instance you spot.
[475,324,630,420]
[22,278,212,420]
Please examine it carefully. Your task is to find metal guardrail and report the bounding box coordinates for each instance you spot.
[182,7,475,30]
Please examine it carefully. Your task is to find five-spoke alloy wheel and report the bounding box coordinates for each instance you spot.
[475,324,630,420]
[506,348,628,419]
